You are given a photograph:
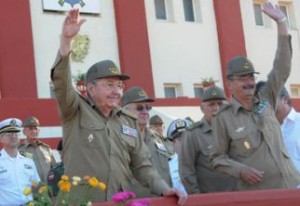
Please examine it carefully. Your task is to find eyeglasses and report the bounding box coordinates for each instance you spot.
[136,104,152,112]
[231,74,256,82]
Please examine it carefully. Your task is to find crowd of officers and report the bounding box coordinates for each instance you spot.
[1,2,300,206]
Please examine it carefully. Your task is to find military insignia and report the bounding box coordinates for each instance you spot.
[211,90,217,96]
[24,164,33,170]
[243,62,250,69]
[243,141,251,149]
[256,99,269,114]
[235,127,245,133]
[58,0,85,7]
[121,125,137,138]
[175,120,186,129]
[88,134,94,142]
[109,67,119,74]
[138,90,146,97]
[9,119,17,127]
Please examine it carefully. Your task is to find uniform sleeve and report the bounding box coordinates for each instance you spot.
[210,115,246,177]
[130,130,170,195]
[179,130,200,194]
[50,51,80,122]
[259,35,292,109]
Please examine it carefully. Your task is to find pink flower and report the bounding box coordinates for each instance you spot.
[112,191,136,203]
[126,198,150,206]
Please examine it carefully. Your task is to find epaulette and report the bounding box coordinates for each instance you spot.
[213,103,232,116]
[118,107,137,120]
[186,120,203,131]
[19,151,27,157]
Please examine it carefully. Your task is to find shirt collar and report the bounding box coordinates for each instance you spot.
[285,107,297,122]
[230,96,259,115]
[200,118,212,134]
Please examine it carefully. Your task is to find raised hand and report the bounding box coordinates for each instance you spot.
[62,9,86,39]
[261,1,285,22]
[60,9,86,56]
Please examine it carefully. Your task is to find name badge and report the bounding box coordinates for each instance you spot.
[122,125,137,138]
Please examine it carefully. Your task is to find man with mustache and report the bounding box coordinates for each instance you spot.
[210,2,300,190]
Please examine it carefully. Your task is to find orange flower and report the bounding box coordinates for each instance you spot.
[61,175,69,181]
[98,182,106,191]
[88,177,99,188]
[59,181,71,192]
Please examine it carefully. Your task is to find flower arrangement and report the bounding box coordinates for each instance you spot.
[200,77,218,88]
[112,191,150,206]
[24,175,106,206]
[72,70,87,96]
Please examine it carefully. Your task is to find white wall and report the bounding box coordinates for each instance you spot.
[29,0,120,98]
[240,0,300,91]
[144,0,224,98]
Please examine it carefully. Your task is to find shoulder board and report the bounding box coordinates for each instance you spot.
[187,121,202,131]
[19,151,27,157]
[118,107,137,120]
[213,103,232,116]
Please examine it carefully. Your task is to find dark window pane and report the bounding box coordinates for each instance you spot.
[183,0,195,22]
[254,4,263,26]
[164,87,176,98]
[194,87,202,98]
[155,0,167,20]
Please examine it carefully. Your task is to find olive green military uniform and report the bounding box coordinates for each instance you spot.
[180,118,237,194]
[144,128,172,186]
[50,53,169,202]
[18,140,55,182]
[211,35,300,190]
[151,129,175,157]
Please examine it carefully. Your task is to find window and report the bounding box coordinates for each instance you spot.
[154,0,174,21]
[164,87,176,98]
[155,0,167,20]
[290,84,300,98]
[183,0,195,22]
[193,84,203,98]
[183,0,202,22]
[164,83,182,98]
[253,3,264,26]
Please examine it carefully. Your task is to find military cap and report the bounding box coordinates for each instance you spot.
[121,86,154,106]
[227,56,259,77]
[149,115,164,125]
[0,118,22,134]
[86,60,130,83]
[167,119,192,141]
[201,86,226,102]
[23,116,40,127]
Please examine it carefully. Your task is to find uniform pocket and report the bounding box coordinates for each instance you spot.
[80,119,106,148]
[230,129,257,158]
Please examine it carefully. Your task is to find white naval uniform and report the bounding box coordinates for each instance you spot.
[0,149,40,206]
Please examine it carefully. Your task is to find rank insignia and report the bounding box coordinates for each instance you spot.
[243,141,251,149]
[88,134,94,142]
